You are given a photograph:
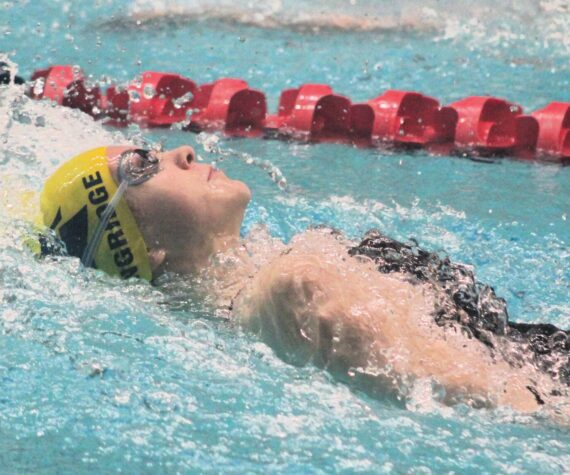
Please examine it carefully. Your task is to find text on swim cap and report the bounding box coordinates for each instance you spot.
[82,171,140,279]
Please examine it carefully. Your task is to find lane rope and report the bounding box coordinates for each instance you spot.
[26,65,570,163]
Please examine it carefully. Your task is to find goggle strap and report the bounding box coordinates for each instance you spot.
[81,180,129,269]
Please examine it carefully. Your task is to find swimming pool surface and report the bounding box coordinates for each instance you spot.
[1,0,569,473]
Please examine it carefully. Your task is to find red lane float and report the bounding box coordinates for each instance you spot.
[26,64,570,163]
[102,85,130,125]
[531,102,570,160]
[265,84,351,141]
[447,96,538,155]
[125,72,197,127]
[350,90,457,146]
[188,78,266,136]
[29,65,101,116]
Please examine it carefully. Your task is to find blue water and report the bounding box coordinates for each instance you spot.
[1,0,569,473]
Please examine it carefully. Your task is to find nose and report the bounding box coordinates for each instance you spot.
[180,145,196,164]
[161,145,196,170]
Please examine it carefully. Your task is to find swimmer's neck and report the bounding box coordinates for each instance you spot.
[198,227,289,305]
[165,233,246,276]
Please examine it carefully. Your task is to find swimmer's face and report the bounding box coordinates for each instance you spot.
[107,145,251,274]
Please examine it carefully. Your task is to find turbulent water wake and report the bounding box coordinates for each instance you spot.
[96,0,570,51]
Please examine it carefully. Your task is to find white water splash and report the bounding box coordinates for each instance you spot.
[0,89,125,183]
[112,0,570,57]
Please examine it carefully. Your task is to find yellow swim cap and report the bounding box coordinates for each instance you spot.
[40,147,152,280]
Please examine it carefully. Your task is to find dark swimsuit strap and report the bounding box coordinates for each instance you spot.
[348,229,570,388]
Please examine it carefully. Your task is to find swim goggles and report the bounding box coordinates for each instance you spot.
[81,149,160,268]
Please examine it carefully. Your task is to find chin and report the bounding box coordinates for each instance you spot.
[211,179,251,221]
[236,180,252,203]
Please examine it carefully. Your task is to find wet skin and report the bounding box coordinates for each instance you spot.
[103,145,566,415]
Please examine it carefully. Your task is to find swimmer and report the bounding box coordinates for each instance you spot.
[39,145,569,413]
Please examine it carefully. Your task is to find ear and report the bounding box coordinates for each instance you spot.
[148,248,167,276]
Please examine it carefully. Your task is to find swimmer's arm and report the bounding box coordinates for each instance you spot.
[234,255,552,412]
[233,253,376,372]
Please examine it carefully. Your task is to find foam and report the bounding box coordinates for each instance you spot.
[0,85,125,184]
[102,0,570,58]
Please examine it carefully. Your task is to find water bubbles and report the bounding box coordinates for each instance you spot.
[143,391,181,415]
[194,134,290,192]
[89,362,105,377]
[72,64,81,80]
[185,108,197,122]
[173,91,194,109]
[132,75,142,88]
[32,76,45,96]
[196,132,220,153]
[129,90,141,103]
[142,84,155,100]
[114,390,131,406]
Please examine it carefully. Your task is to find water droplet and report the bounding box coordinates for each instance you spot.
[173,91,194,109]
[129,90,141,103]
[32,77,45,96]
[71,65,82,81]
[143,84,155,100]
[197,133,220,153]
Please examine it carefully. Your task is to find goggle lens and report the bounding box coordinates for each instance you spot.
[118,149,160,185]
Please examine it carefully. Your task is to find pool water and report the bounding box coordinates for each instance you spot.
[1,0,569,473]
